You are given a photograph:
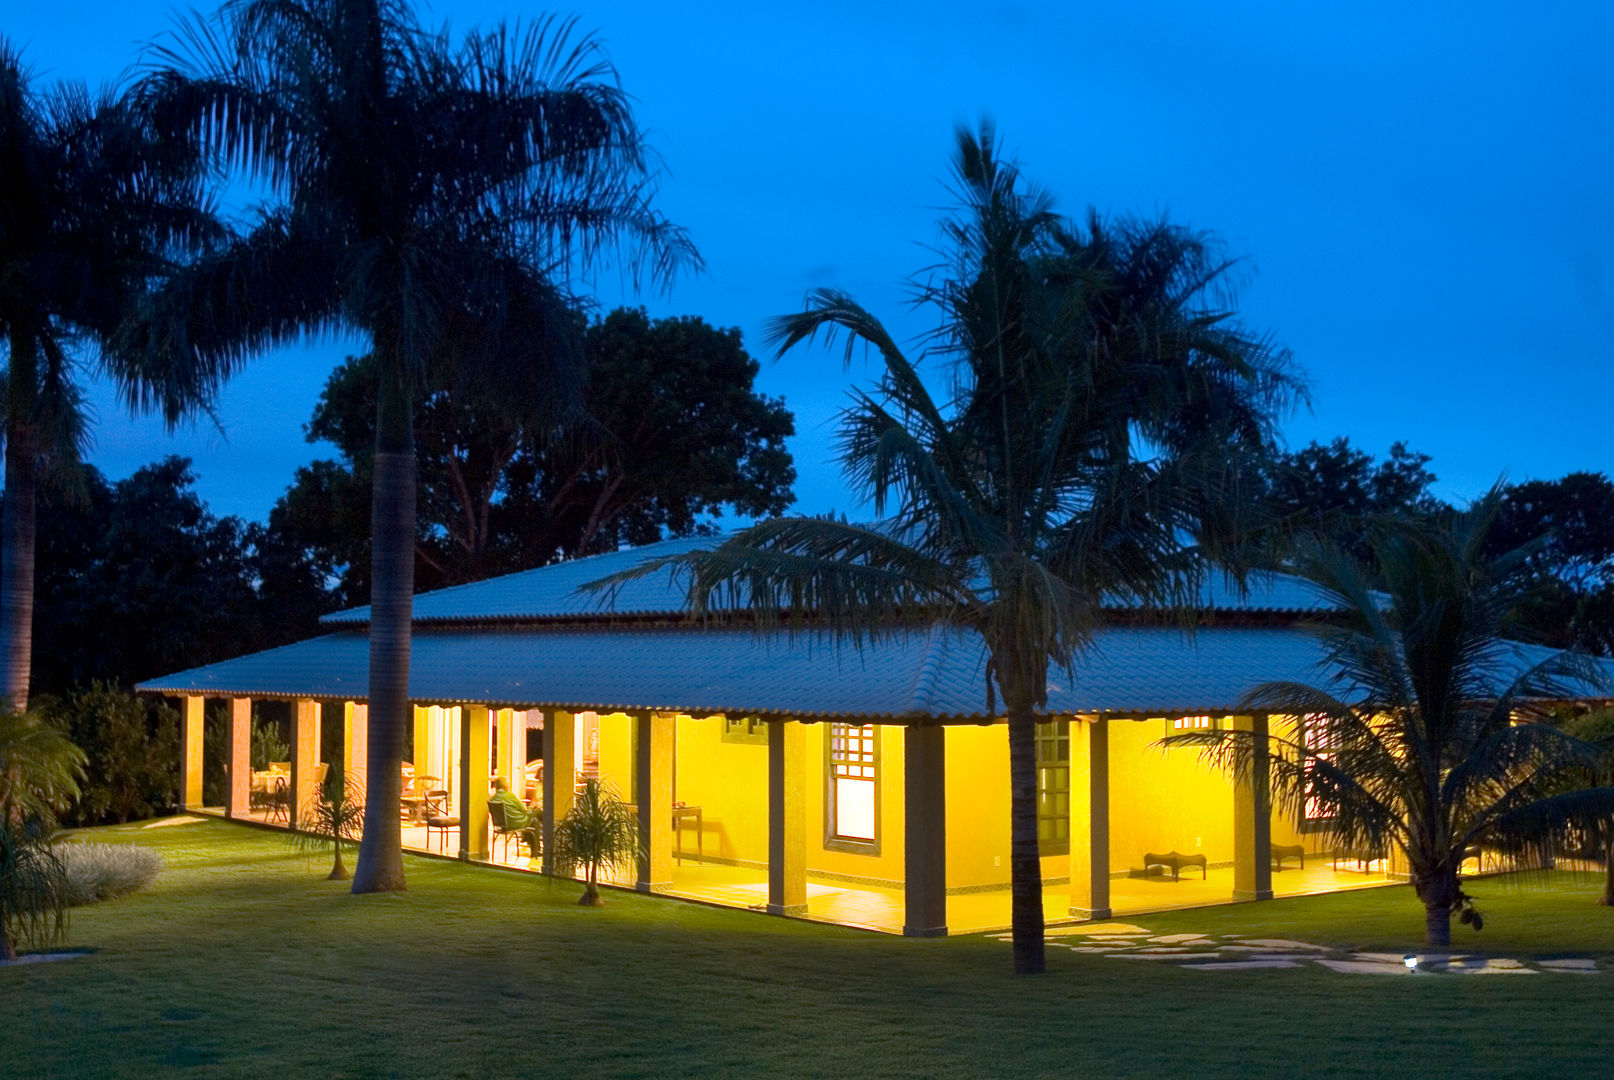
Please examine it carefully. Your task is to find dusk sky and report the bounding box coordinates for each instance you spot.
[8,1,1613,525]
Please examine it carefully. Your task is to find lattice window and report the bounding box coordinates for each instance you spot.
[1302,715,1338,822]
[1036,720,1070,856]
[828,724,878,845]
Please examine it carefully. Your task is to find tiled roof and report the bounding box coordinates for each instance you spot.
[142,622,1605,719]
[320,532,1338,628]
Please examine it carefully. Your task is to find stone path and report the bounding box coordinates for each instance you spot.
[988,922,1604,975]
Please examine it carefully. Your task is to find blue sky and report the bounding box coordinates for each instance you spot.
[8,1,1613,523]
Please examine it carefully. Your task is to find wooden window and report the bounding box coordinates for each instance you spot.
[826,723,878,852]
[1036,720,1070,856]
[721,715,769,745]
[1167,715,1218,734]
[1301,715,1338,823]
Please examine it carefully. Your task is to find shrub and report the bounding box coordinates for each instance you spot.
[42,684,177,826]
[54,843,162,906]
[0,711,85,960]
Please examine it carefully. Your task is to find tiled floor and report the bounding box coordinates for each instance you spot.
[211,807,1393,935]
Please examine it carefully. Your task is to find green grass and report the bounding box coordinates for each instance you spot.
[5,818,1613,1079]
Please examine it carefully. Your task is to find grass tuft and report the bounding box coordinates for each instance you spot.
[54,842,162,906]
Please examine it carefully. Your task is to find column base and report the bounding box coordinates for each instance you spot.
[1233,889,1274,901]
[902,924,948,938]
[1069,906,1112,920]
[766,903,809,916]
[635,881,672,894]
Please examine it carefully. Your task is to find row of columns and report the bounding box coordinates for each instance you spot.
[179,696,367,831]
[183,700,1285,933]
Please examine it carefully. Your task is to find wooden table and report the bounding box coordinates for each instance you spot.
[672,805,702,864]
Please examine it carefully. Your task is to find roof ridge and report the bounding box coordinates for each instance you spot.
[904,623,951,715]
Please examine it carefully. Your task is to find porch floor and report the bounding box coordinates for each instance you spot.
[219,807,1394,935]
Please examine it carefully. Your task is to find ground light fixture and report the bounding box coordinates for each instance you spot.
[1403,954,1419,973]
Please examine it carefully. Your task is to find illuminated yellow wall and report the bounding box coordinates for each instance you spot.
[939,723,1067,888]
[672,715,770,863]
[1108,719,1235,869]
[802,723,906,882]
[596,711,633,799]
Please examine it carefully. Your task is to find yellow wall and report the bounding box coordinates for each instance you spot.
[596,711,633,800]
[1108,719,1235,870]
[672,715,770,863]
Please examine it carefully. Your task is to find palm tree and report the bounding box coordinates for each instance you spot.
[1559,708,1614,906]
[548,777,642,906]
[0,710,86,960]
[591,123,1300,973]
[1169,491,1614,947]
[0,41,221,713]
[132,0,696,893]
[286,772,364,880]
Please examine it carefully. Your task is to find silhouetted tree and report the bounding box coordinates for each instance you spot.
[273,309,794,601]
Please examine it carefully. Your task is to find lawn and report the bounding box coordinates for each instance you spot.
[5,818,1613,1079]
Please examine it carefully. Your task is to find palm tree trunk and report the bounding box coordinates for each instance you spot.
[328,843,349,881]
[1007,702,1046,974]
[1600,839,1613,907]
[0,328,38,715]
[351,361,414,894]
[1415,868,1456,948]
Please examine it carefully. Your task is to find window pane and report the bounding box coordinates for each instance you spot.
[834,778,876,840]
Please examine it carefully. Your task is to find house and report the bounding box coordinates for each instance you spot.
[135,533,1603,935]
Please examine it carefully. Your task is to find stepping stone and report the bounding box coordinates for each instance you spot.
[1135,947,1196,953]
[1066,946,1129,954]
[1149,933,1212,944]
[1315,959,1409,975]
[1181,960,1300,971]
[1455,964,1536,975]
[1353,952,1416,964]
[1538,959,1600,973]
[1239,938,1330,951]
[1074,922,1151,935]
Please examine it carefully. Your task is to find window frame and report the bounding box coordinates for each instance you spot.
[1035,719,1071,857]
[824,723,880,855]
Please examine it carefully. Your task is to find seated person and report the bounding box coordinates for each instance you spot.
[488,776,532,829]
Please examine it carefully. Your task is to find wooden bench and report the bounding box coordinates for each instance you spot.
[1332,846,1385,872]
[1270,843,1305,871]
[1143,851,1207,881]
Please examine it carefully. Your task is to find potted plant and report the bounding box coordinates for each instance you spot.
[288,772,364,880]
[548,778,643,906]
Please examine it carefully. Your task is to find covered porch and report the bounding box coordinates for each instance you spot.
[179,694,1402,936]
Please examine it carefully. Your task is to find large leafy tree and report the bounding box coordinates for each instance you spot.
[0,41,220,712]
[595,124,1300,973]
[1173,492,1614,947]
[30,457,305,695]
[133,1,695,892]
[1485,472,1614,655]
[1256,437,1446,567]
[272,307,794,602]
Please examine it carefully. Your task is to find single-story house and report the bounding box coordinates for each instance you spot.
[136,533,1608,935]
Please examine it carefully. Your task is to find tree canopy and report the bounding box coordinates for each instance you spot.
[273,308,794,603]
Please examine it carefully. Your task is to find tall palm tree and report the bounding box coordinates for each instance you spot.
[132,0,696,893]
[1170,491,1614,947]
[592,124,1300,973]
[0,41,221,712]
